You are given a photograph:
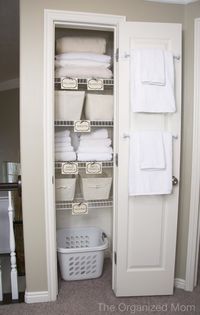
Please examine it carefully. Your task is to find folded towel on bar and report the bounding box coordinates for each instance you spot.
[77,146,113,154]
[79,138,112,147]
[77,152,112,161]
[138,131,166,170]
[80,128,108,140]
[55,65,113,79]
[131,50,176,113]
[56,37,106,54]
[129,132,173,196]
[55,59,111,69]
[55,129,70,138]
[55,151,76,161]
[55,52,111,63]
[140,49,165,85]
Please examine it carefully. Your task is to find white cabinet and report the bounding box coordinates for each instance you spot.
[44,11,182,299]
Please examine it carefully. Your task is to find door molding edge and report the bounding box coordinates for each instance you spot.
[185,17,200,291]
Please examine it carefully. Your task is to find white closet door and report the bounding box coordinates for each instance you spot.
[114,22,182,296]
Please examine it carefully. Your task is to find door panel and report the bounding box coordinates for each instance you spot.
[114,22,182,296]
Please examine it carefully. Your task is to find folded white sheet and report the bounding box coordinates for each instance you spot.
[77,146,113,154]
[79,138,112,147]
[129,132,173,196]
[77,153,112,161]
[55,59,110,69]
[140,49,165,85]
[138,131,165,170]
[85,94,113,121]
[80,128,108,140]
[55,52,111,63]
[56,37,106,54]
[55,65,113,79]
[131,50,176,113]
[55,151,76,161]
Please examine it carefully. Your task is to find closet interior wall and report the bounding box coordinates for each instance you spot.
[54,26,115,259]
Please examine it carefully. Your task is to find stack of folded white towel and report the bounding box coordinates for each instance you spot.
[55,36,112,79]
[55,129,76,161]
[77,128,113,161]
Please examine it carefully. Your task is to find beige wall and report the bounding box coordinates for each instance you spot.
[0,89,20,184]
[20,0,192,293]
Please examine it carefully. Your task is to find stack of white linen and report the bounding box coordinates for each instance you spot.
[55,37,113,79]
[55,129,76,161]
[77,128,113,161]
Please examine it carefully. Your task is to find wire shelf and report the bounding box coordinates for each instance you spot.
[55,161,113,170]
[55,77,114,90]
[56,198,113,211]
[54,120,113,127]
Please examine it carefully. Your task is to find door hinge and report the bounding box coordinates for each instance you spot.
[115,48,119,62]
[115,153,118,167]
[114,251,117,264]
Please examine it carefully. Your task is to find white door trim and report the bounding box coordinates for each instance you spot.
[185,17,200,291]
[43,9,125,302]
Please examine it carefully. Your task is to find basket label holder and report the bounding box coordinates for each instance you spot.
[61,77,78,90]
[87,78,104,91]
[86,162,102,174]
[74,120,91,133]
[72,202,88,215]
[61,162,78,175]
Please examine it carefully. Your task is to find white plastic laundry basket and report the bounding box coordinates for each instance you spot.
[55,177,76,201]
[55,91,85,121]
[57,226,108,281]
[80,173,112,200]
[85,94,113,121]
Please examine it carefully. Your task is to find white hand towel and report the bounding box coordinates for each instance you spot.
[55,151,76,161]
[55,65,113,79]
[77,146,113,154]
[138,131,165,170]
[129,132,172,196]
[80,128,108,140]
[55,52,111,64]
[56,37,106,54]
[140,49,165,85]
[77,153,112,161]
[131,50,176,113]
[55,59,111,69]
[79,138,112,147]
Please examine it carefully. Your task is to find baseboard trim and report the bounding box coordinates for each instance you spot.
[174,278,186,290]
[25,290,49,303]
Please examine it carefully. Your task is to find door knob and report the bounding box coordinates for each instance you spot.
[172,176,178,186]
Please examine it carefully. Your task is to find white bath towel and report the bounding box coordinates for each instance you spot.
[55,145,74,153]
[55,52,111,63]
[77,153,112,161]
[56,37,106,54]
[129,132,172,196]
[79,138,112,147]
[55,151,76,161]
[54,138,71,144]
[77,146,113,154]
[140,49,165,85]
[55,59,111,69]
[55,129,70,138]
[138,131,165,170]
[80,128,108,140]
[131,50,176,113]
[55,65,113,79]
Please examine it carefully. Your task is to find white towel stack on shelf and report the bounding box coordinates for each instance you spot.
[55,129,76,161]
[77,129,113,161]
[55,37,113,79]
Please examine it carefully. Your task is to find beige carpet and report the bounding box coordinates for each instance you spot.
[0,258,199,315]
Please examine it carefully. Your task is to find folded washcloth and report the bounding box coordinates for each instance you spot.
[138,131,165,170]
[55,129,70,138]
[55,65,113,79]
[80,128,108,140]
[79,138,112,147]
[55,52,111,63]
[77,146,113,154]
[56,37,106,54]
[131,50,176,113]
[77,152,112,161]
[55,59,110,69]
[55,151,76,161]
[140,49,165,85]
[129,132,172,196]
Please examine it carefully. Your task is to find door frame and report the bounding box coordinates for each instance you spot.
[43,9,125,301]
[185,17,200,291]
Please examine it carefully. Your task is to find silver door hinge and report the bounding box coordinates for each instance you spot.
[115,48,119,62]
[114,252,117,264]
[115,153,118,167]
